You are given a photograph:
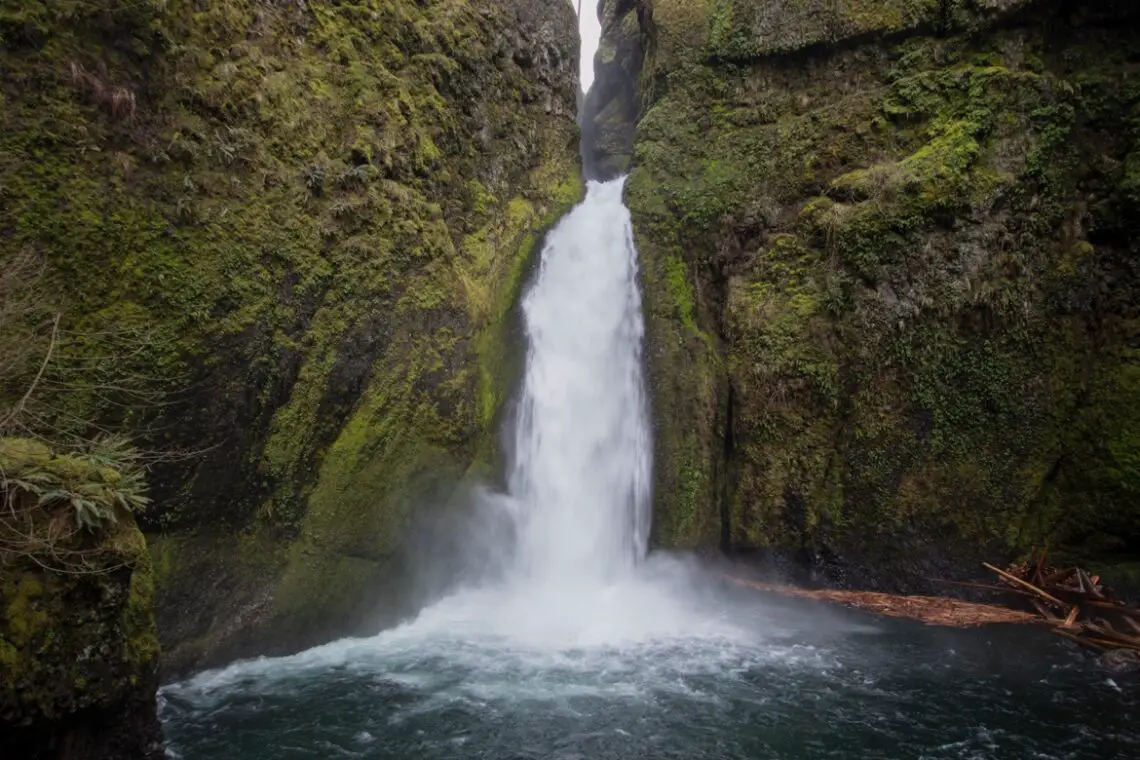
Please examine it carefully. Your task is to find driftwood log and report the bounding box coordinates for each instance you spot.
[981,554,1140,654]
[720,575,1039,627]
[722,552,1140,660]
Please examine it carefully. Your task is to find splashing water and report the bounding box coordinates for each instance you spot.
[349,176,728,652]
[160,180,1140,760]
[162,176,763,692]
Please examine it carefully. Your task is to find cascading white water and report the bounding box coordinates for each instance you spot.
[508,177,651,583]
[162,7,765,710]
[162,136,837,760]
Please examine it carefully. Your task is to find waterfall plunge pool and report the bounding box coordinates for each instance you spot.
[160,559,1137,760]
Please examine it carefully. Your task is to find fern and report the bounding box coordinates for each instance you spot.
[2,436,150,531]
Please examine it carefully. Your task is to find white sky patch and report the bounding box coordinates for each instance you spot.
[576,1,602,92]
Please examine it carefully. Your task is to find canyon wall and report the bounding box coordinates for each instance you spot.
[588,0,1140,589]
[1,0,581,698]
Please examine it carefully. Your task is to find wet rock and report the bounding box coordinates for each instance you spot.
[2,0,582,682]
[582,0,642,179]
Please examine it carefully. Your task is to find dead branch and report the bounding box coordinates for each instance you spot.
[983,562,1069,609]
[0,313,61,430]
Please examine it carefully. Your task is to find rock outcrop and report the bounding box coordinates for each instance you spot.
[1,0,581,685]
[1,440,162,760]
[589,0,1140,590]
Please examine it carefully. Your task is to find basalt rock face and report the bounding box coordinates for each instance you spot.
[590,0,1140,590]
[1,532,163,760]
[1,0,581,685]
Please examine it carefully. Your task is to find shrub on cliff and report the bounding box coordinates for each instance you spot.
[0,438,162,760]
[0,436,151,571]
[1,437,150,532]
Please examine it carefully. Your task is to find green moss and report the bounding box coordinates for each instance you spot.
[705,0,943,61]
[664,255,698,331]
[615,0,1140,574]
[296,339,465,562]
[148,537,179,592]
[1052,345,1140,549]
[627,155,724,549]
[1,506,158,730]
[4,578,48,648]
[652,0,949,67]
[123,548,160,667]
[0,640,18,671]
[654,430,713,549]
[1103,368,1140,492]
[0,438,52,468]
[3,0,581,664]
[474,166,584,450]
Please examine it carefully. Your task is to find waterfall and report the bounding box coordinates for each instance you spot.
[162,160,759,741]
[507,177,651,583]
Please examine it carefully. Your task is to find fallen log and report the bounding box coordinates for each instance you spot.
[721,556,1140,664]
[983,562,1069,609]
[1042,567,1077,587]
[929,578,1037,598]
[984,554,1140,658]
[1031,600,1061,623]
[720,575,1039,627]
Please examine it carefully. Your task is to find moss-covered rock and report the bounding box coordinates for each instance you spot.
[1,0,581,675]
[595,0,1140,590]
[1,439,162,759]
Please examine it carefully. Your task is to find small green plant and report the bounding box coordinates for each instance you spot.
[0,436,150,532]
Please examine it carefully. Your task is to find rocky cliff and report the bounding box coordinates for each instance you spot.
[588,0,1140,590]
[1,0,581,689]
